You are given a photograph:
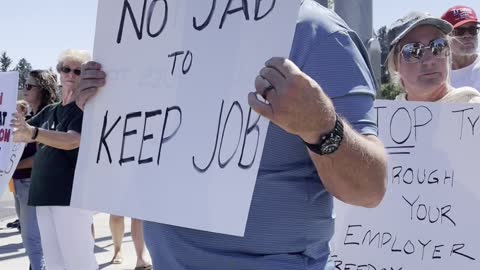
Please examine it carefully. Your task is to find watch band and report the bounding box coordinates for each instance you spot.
[303,114,344,155]
[31,127,39,140]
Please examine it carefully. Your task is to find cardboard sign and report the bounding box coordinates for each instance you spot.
[332,100,480,269]
[72,0,300,236]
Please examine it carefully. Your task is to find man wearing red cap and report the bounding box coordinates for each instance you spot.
[442,5,480,91]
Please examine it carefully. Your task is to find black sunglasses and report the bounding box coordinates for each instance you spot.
[452,26,480,36]
[61,66,81,76]
[25,83,38,91]
[400,38,449,63]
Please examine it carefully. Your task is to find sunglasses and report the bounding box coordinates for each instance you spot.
[25,84,38,91]
[452,26,480,36]
[61,66,81,76]
[400,38,449,63]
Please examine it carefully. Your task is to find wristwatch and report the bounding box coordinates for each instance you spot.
[303,114,344,155]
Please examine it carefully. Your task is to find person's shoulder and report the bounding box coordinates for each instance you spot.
[65,101,81,110]
[446,87,480,103]
[297,0,350,37]
[452,86,479,95]
[460,87,480,104]
[38,102,59,114]
[65,101,83,115]
[291,0,354,62]
[46,102,60,108]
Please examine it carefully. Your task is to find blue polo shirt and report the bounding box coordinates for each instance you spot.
[143,1,378,269]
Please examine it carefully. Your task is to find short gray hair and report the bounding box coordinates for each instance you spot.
[56,49,91,72]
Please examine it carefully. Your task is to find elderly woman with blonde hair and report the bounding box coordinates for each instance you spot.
[387,11,480,103]
[11,49,98,270]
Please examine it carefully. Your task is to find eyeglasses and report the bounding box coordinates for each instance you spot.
[60,66,81,76]
[25,84,38,91]
[452,26,480,36]
[400,38,449,63]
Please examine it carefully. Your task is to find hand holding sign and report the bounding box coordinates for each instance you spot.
[75,61,106,111]
[10,112,34,143]
[71,0,300,236]
[248,57,336,144]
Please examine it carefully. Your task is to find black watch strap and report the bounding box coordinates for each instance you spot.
[303,114,344,155]
[31,127,39,140]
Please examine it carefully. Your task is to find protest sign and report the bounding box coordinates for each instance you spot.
[0,72,25,196]
[331,100,480,269]
[72,0,300,236]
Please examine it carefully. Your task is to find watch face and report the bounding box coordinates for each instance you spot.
[321,135,342,154]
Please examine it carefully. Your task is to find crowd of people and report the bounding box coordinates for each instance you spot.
[9,50,152,270]
[4,1,480,270]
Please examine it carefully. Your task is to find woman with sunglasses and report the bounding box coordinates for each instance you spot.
[11,49,98,270]
[12,70,59,270]
[387,11,480,103]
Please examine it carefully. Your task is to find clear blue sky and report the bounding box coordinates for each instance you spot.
[0,0,98,70]
[374,1,480,29]
[1,0,479,70]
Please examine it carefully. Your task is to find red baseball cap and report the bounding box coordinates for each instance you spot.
[441,6,479,28]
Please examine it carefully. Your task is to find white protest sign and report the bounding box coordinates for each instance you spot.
[331,100,480,269]
[71,0,300,236]
[0,72,25,196]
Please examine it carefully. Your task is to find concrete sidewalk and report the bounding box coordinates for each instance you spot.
[0,213,151,270]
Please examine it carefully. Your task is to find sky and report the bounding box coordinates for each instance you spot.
[1,0,479,70]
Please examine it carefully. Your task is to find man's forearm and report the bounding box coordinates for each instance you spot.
[309,123,387,208]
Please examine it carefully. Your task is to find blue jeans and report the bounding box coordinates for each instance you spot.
[14,179,46,270]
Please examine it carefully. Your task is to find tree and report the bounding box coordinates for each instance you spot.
[14,58,32,89]
[380,82,402,100]
[377,26,403,100]
[328,0,334,9]
[0,52,12,72]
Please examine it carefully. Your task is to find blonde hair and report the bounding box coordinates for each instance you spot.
[386,48,402,87]
[56,49,91,72]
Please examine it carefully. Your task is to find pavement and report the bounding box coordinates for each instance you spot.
[0,191,16,223]
[0,191,151,270]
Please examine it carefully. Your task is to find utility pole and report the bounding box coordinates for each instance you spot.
[334,0,381,92]
[314,0,382,95]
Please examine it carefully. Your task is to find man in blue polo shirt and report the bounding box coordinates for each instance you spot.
[76,0,387,269]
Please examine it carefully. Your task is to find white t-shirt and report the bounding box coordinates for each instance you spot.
[450,56,480,92]
[395,86,480,103]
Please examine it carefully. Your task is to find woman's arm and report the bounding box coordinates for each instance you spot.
[12,113,81,151]
[16,156,34,169]
[33,128,80,150]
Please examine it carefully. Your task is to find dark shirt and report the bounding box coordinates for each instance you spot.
[13,114,36,180]
[12,142,36,180]
[27,102,83,206]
